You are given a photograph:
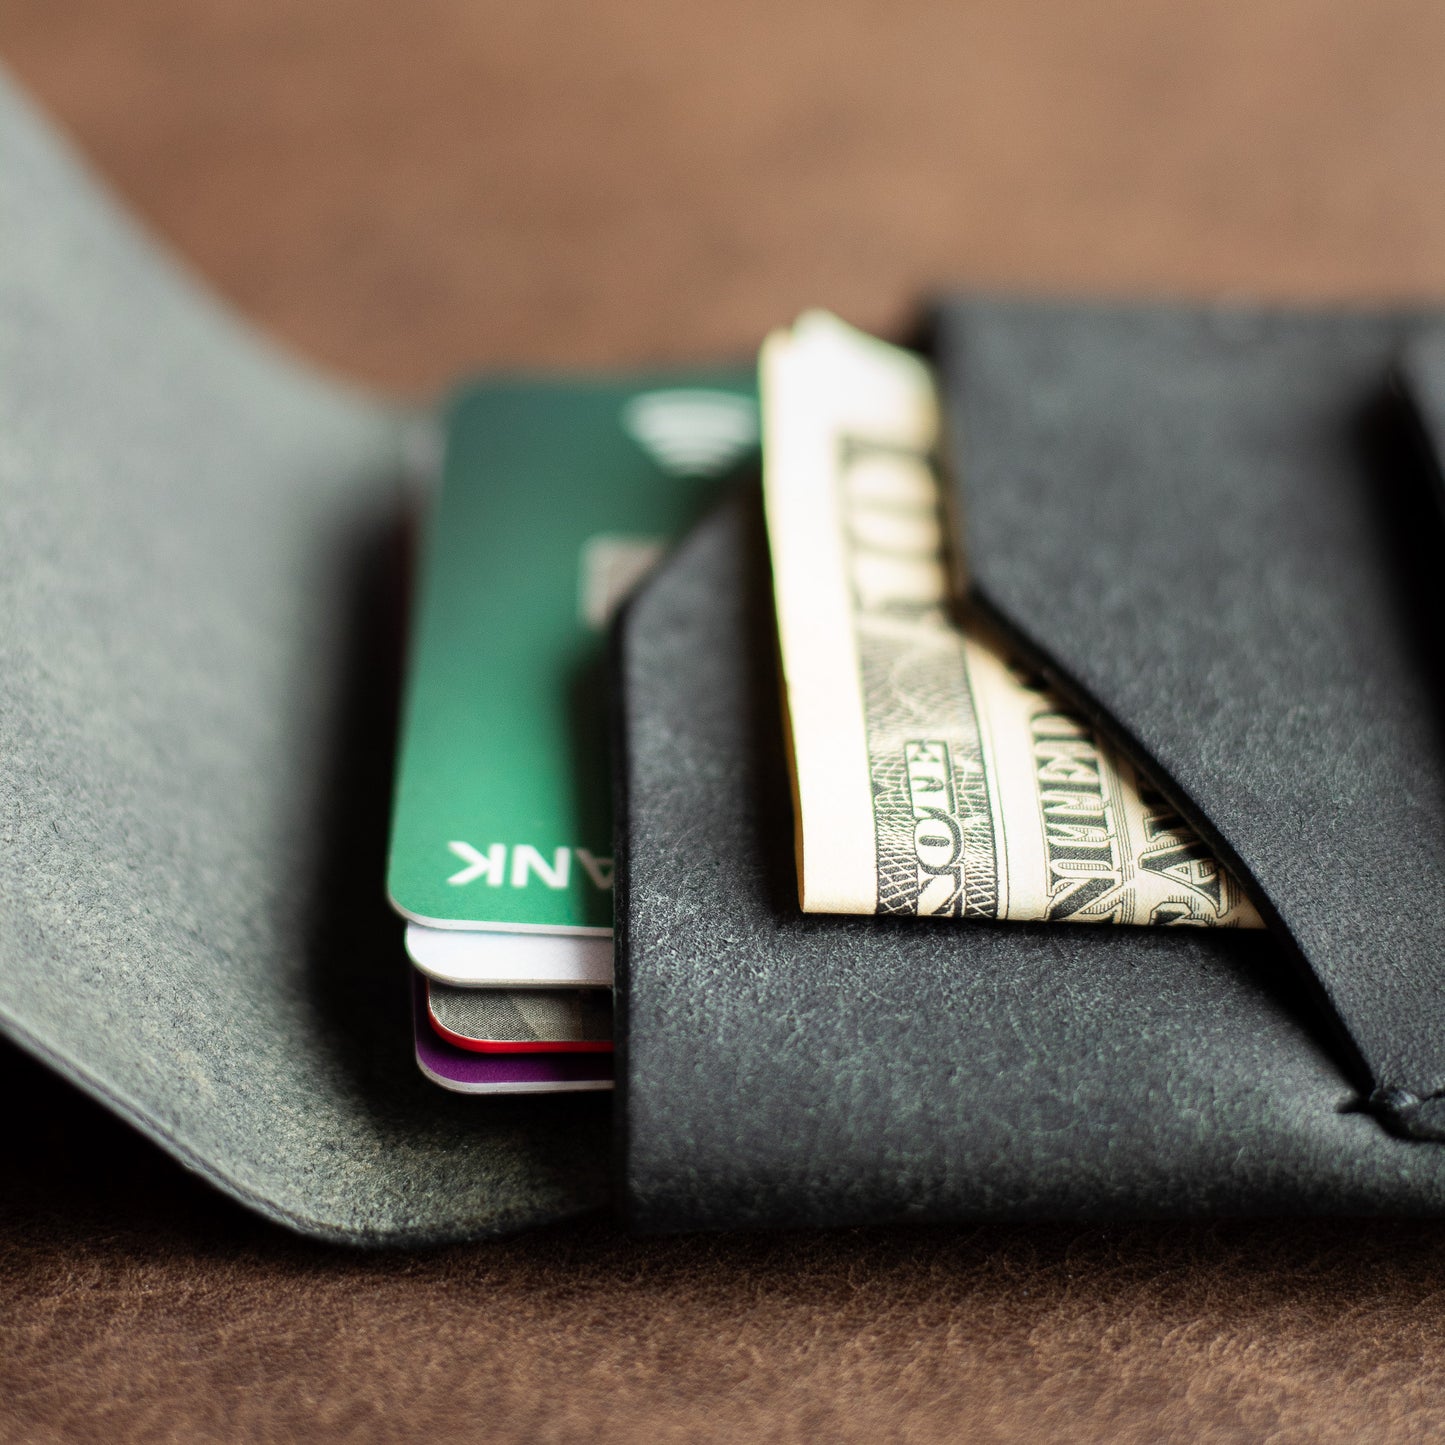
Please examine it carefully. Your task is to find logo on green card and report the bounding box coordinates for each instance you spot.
[621,390,758,478]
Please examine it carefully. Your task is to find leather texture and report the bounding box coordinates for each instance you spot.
[0,72,608,1244]
[615,489,1445,1233]
[933,300,1445,1140]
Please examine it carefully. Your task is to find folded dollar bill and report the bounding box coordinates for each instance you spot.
[761,312,1262,928]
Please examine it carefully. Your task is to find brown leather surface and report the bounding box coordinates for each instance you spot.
[8,0,1445,392]
[7,1047,1445,1445]
[6,2,1445,1438]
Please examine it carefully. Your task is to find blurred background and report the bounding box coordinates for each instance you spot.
[9,0,1445,391]
[7,4,1445,1440]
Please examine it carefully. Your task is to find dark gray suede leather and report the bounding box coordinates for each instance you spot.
[935,300,1445,1141]
[614,491,1445,1233]
[0,74,608,1243]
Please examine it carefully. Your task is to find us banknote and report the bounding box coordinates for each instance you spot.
[761,312,1262,927]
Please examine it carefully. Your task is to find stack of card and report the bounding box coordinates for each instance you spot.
[387,370,757,1092]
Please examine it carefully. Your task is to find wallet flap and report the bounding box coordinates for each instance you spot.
[933,300,1445,1138]
[614,489,1445,1232]
[0,72,608,1242]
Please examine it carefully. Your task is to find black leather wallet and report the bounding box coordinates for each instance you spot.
[7,69,1445,1244]
[615,301,1445,1232]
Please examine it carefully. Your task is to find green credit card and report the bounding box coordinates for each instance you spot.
[387,370,757,931]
